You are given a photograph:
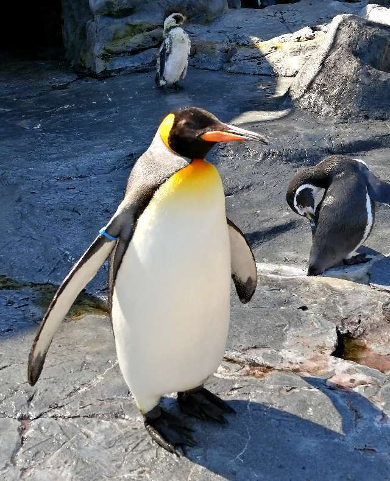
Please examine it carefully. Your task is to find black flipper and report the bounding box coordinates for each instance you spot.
[355,160,390,204]
[28,209,126,386]
[144,406,196,455]
[156,36,171,86]
[178,387,235,424]
[365,170,390,205]
[227,218,257,303]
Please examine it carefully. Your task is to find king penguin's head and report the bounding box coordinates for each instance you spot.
[164,12,186,31]
[158,107,268,160]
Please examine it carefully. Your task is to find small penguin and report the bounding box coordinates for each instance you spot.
[28,107,268,454]
[286,155,390,275]
[156,12,191,89]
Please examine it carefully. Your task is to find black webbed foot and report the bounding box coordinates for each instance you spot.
[144,406,196,455]
[178,387,235,424]
[343,253,370,266]
[173,82,184,91]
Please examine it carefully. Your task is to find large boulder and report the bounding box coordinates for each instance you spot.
[62,0,228,75]
[363,3,390,26]
[88,0,227,21]
[290,15,390,120]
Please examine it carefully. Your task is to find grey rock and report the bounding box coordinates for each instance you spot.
[228,0,241,8]
[379,381,390,413]
[0,418,20,469]
[62,0,227,74]
[103,48,159,74]
[382,300,390,322]
[290,15,390,120]
[2,306,390,480]
[368,0,390,5]
[321,254,380,284]
[369,255,390,292]
[363,3,390,26]
[225,263,390,388]
[189,0,365,77]
[61,0,366,75]
[86,0,228,21]
[2,320,390,480]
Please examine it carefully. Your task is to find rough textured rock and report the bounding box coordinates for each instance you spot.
[363,3,390,25]
[188,0,364,76]
[290,14,390,120]
[228,0,241,8]
[62,0,227,74]
[61,0,365,75]
[228,262,390,375]
[368,0,390,5]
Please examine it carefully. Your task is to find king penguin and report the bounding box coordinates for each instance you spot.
[156,12,191,89]
[28,106,268,454]
[286,155,390,276]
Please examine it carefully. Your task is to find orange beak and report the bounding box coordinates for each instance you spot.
[200,124,268,144]
[201,131,246,142]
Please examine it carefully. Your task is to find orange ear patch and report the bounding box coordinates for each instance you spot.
[201,131,245,142]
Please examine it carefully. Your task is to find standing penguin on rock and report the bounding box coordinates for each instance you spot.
[156,12,191,90]
[286,155,390,276]
[28,106,268,454]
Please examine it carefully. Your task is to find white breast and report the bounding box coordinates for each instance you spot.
[164,28,190,84]
[112,166,231,414]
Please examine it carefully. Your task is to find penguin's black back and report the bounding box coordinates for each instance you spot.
[309,171,369,274]
[305,156,375,274]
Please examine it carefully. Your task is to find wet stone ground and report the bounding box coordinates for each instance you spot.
[1,59,390,480]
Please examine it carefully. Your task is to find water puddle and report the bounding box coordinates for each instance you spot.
[339,337,390,374]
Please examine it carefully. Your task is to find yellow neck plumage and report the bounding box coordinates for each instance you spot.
[159,113,176,152]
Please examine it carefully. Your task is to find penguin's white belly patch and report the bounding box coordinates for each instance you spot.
[165,48,188,83]
[346,190,373,258]
[112,160,231,413]
[164,29,190,84]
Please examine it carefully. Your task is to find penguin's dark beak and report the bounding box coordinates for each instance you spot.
[304,211,315,222]
[201,124,268,144]
[304,212,317,236]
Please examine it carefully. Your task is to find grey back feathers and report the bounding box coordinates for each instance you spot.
[286,155,390,275]
[108,133,188,299]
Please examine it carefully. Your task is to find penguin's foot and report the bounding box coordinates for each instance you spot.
[178,387,235,424]
[144,406,196,455]
[343,253,370,266]
[173,82,184,91]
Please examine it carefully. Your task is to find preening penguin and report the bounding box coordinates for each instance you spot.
[156,12,191,89]
[286,155,390,276]
[28,107,268,454]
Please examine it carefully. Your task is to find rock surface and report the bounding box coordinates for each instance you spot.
[1,55,390,479]
[188,0,365,77]
[290,14,390,119]
[61,0,365,75]
[62,0,227,74]
[363,3,390,25]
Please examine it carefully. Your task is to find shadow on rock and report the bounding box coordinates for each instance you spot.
[360,246,390,288]
[245,219,299,247]
[183,376,390,480]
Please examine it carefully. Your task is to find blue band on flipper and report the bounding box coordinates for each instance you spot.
[99,228,117,241]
